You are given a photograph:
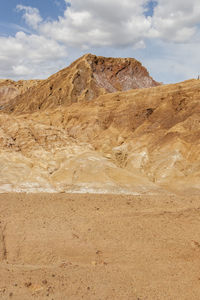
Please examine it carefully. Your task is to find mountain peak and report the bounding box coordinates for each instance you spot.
[3,54,159,113]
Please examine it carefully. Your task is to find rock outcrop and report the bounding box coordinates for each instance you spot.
[0,55,199,194]
[4,54,159,113]
[0,79,41,108]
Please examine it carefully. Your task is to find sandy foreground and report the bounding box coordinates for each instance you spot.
[0,193,200,299]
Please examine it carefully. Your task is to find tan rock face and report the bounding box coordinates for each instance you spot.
[4,54,159,113]
[0,55,199,194]
[0,79,41,108]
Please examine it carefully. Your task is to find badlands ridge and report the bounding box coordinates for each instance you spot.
[0,54,199,194]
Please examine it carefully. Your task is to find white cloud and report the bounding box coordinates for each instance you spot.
[16,5,42,30]
[0,0,200,81]
[151,0,200,42]
[0,32,68,79]
[39,0,200,46]
[40,0,150,47]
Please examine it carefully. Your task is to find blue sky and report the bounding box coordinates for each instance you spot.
[0,0,66,35]
[0,0,200,83]
[144,1,157,17]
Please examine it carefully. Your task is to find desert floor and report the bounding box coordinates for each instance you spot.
[0,193,200,299]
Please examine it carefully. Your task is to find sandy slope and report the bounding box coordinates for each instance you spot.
[0,78,200,194]
[0,55,199,193]
[0,193,200,299]
[0,79,41,108]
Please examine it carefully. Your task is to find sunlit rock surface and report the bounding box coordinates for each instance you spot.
[0,55,199,194]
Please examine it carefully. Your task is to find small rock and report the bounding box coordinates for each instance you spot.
[47,286,53,292]
[25,282,32,288]
[117,136,124,145]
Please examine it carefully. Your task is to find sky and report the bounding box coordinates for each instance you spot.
[0,0,200,83]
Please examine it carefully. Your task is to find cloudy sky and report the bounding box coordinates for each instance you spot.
[0,0,200,83]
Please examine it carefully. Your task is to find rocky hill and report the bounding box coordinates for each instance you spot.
[0,55,199,194]
[0,79,41,108]
[4,54,159,113]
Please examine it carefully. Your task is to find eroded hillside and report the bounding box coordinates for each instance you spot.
[4,54,159,113]
[0,55,199,194]
[0,79,41,108]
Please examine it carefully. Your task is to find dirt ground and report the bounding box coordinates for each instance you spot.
[0,193,200,299]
